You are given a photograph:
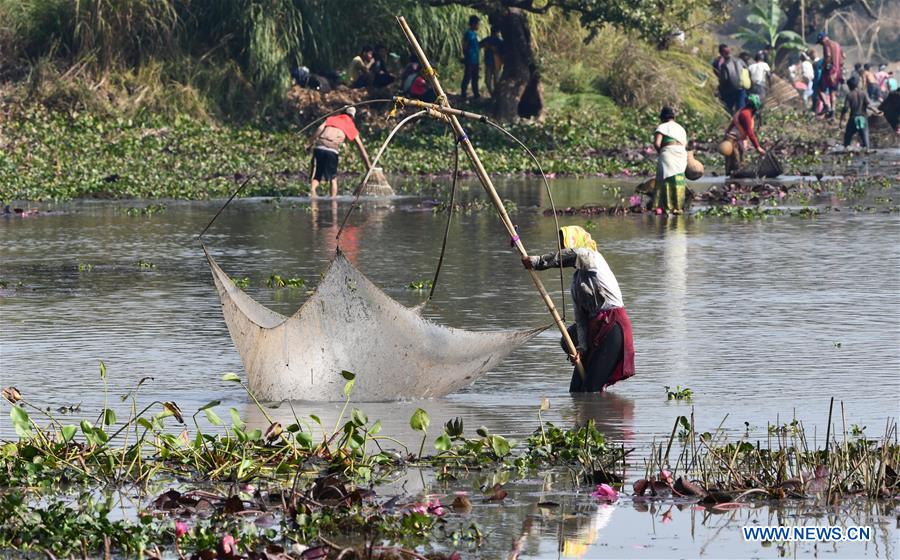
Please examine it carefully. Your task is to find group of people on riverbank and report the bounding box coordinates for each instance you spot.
[341,16,505,102]
[713,31,894,158]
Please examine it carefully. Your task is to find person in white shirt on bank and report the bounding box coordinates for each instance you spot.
[748,52,772,106]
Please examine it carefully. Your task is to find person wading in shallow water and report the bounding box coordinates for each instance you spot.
[522,226,635,392]
[306,107,371,198]
[722,94,765,176]
[652,106,688,214]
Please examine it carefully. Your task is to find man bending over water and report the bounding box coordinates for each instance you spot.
[306,107,371,198]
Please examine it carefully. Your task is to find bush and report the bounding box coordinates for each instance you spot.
[602,41,723,122]
[558,62,601,94]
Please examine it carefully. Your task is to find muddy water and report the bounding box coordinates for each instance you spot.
[2,177,899,558]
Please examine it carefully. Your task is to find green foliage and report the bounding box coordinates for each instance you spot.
[557,62,600,94]
[665,385,693,401]
[407,278,434,291]
[231,276,251,288]
[694,205,785,219]
[266,273,305,288]
[0,0,469,116]
[734,0,806,59]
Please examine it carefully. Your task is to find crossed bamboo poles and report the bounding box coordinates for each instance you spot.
[397,16,585,380]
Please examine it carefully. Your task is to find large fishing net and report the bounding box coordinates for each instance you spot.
[206,249,546,401]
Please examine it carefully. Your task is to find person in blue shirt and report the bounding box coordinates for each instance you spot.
[461,15,481,99]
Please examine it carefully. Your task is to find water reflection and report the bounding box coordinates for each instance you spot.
[660,216,688,378]
[567,392,635,446]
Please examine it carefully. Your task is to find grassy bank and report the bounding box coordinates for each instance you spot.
[0,96,699,201]
[2,94,845,202]
[0,2,845,202]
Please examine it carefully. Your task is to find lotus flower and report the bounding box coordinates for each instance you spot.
[221,534,236,555]
[629,195,642,207]
[427,498,447,517]
[591,483,618,502]
[175,521,188,539]
[659,469,673,484]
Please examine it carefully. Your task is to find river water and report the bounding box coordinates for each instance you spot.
[2,177,899,558]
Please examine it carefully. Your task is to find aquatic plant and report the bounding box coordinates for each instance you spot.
[77,262,94,272]
[125,204,167,216]
[136,259,156,269]
[406,279,434,291]
[266,274,305,288]
[2,367,897,557]
[638,409,899,504]
[693,205,785,219]
[665,385,693,401]
[231,276,251,288]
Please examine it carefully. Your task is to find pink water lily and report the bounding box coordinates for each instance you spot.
[409,497,447,516]
[221,534,236,555]
[174,520,188,539]
[659,469,673,484]
[427,498,447,517]
[591,483,618,502]
[629,195,642,207]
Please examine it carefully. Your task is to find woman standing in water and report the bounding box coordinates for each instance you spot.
[523,226,635,392]
[652,106,688,214]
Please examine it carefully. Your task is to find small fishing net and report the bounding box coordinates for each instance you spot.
[206,249,546,401]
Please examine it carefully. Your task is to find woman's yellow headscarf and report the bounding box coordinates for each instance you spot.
[560,226,597,252]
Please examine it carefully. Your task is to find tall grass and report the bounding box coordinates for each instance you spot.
[0,0,470,116]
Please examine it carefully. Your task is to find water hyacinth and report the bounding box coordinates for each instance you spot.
[591,483,618,502]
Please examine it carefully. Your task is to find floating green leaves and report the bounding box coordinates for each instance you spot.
[9,406,31,438]
[410,408,430,433]
[665,385,693,401]
[267,274,305,288]
[410,407,430,458]
[406,279,434,291]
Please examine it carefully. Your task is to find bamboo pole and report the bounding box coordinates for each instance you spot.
[396,16,585,379]
[392,96,489,122]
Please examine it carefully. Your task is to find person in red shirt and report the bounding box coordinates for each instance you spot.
[306,107,371,198]
[722,94,766,176]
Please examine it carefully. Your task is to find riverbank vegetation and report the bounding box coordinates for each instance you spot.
[1,371,897,558]
[1,0,851,202]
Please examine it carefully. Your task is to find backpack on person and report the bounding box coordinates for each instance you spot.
[740,67,752,90]
[720,57,745,91]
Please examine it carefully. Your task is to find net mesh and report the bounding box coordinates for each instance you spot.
[206,250,546,401]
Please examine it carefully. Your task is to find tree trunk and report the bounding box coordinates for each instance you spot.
[491,7,543,120]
